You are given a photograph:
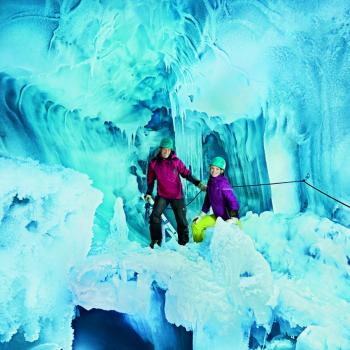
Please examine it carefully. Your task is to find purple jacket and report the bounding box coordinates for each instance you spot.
[147,152,199,199]
[202,175,239,220]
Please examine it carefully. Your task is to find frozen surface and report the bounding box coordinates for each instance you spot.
[0,156,102,349]
[0,0,349,349]
[71,206,350,349]
[0,155,349,349]
[0,0,348,246]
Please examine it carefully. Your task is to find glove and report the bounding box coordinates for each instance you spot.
[226,217,239,225]
[197,182,207,192]
[192,211,206,223]
[144,194,152,203]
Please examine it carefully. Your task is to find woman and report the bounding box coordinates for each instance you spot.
[192,156,240,243]
[145,137,207,248]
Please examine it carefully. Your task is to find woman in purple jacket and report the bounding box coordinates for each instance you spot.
[144,138,206,248]
[192,156,240,242]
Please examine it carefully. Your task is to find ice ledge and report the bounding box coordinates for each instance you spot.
[0,156,102,348]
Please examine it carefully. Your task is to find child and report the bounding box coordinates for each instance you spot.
[192,156,239,242]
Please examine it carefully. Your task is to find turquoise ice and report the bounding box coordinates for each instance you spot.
[0,0,349,349]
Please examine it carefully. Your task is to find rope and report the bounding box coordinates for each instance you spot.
[304,180,350,209]
[232,179,305,188]
[231,173,349,209]
[184,190,203,206]
[162,190,202,209]
[184,173,350,209]
[146,173,350,210]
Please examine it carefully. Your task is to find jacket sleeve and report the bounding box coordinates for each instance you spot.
[146,161,156,196]
[177,159,200,186]
[201,192,211,213]
[222,179,240,214]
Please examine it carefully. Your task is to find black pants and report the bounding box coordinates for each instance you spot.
[150,196,189,245]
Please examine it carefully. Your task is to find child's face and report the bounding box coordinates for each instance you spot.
[210,165,222,177]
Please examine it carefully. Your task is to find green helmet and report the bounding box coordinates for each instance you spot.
[160,137,174,149]
[211,156,226,170]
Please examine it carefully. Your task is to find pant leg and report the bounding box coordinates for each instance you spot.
[170,198,189,245]
[191,214,216,243]
[150,197,169,242]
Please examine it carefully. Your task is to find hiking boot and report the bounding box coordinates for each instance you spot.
[150,240,161,249]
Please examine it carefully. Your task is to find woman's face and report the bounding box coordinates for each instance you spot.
[160,147,171,159]
[210,165,222,177]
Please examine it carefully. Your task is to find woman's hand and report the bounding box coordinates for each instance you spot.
[197,182,207,192]
[144,194,152,203]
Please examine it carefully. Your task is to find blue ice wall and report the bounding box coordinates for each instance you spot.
[0,0,349,246]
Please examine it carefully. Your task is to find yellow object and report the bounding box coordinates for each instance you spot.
[191,214,216,242]
[192,215,242,242]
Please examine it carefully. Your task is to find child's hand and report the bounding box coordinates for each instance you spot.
[192,216,200,223]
